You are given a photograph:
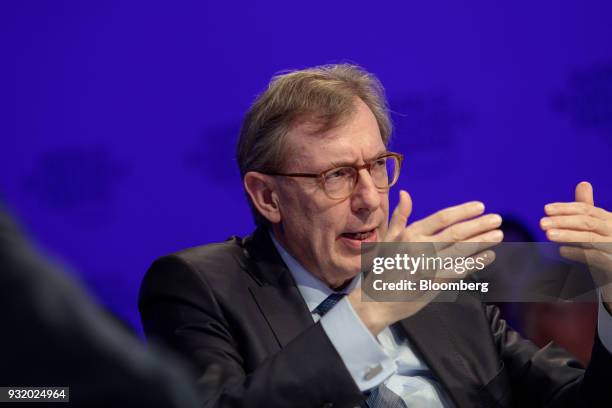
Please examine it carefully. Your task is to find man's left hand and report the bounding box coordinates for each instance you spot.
[541,181,612,311]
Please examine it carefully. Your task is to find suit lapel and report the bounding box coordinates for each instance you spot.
[243,228,314,348]
[249,284,314,347]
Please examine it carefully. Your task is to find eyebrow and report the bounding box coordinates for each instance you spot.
[329,149,389,168]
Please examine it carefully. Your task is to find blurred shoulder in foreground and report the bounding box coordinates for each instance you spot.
[0,203,200,408]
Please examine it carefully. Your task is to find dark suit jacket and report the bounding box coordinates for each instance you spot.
[0,204,200,408]
[139,228,612,408]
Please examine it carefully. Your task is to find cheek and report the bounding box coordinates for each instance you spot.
[307,215,343,256]
[285,195,330,241]
[280,189,313,225]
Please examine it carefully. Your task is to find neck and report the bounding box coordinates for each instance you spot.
[269,225,353,290]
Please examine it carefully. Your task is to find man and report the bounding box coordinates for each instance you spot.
[139,64,612,407]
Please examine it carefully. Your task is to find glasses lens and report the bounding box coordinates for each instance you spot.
[323,167,356,199]
[321,155,401,199]
[371,155,399,189]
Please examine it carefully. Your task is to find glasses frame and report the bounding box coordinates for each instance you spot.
[264,152,404,200]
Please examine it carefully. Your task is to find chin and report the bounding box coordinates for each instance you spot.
[335,259,361,279]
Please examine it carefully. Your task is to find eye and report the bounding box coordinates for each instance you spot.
[325,167,352,181]
[372,157,387,168]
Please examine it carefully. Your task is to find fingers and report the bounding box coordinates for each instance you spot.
[410,201,485,236]
[540,215,610,235]
[435,213,502,243]
[463,229,504,244]
[559,246,612,284]
[560,241,612,253]
[545,228,607,243]
[433,230,502,260]
[388,190,413,237]
[542,183,611,246]
[438,236,501,260]
[575,181,594,205]
[477,249,496,268]
[559,246,589,263]
[544,202,609,220]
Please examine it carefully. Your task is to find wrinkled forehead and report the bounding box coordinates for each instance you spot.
[283,101,386,172]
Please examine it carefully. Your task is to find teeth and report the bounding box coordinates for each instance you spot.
[345,231,372,240]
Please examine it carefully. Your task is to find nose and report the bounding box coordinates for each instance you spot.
[350,168,381,213]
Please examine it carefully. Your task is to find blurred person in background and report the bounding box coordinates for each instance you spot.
[0,203,201,407]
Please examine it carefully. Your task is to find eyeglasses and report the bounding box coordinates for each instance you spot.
[264,152,403,199]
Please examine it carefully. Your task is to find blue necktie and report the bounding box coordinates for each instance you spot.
[313,294,408,408]
[313,292,346,316]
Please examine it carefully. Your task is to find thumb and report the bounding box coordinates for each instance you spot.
[388,190,413,236]
[575,181,594,205]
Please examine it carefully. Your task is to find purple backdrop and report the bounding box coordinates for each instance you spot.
[2,1,611,331]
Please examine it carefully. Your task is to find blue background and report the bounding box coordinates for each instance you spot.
[2,1,611,331]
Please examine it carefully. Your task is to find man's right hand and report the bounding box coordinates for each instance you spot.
[348,190,503,335]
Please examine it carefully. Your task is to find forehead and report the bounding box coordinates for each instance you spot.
[284,99,386,170]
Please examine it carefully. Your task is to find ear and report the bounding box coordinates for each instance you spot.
[244,172,282,224]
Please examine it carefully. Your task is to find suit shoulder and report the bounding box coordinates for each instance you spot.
[140,235,253,300]
[173,236,247,271]
[150,236,248,280]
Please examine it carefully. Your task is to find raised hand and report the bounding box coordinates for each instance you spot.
[540,182,612,306]
[349,190,503,335]
[386,190,503,244]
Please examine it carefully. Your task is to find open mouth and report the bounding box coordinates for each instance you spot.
[341,230,376,241]
[339,228,378,250]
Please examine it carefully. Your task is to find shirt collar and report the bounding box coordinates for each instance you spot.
[269,230,359,313]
